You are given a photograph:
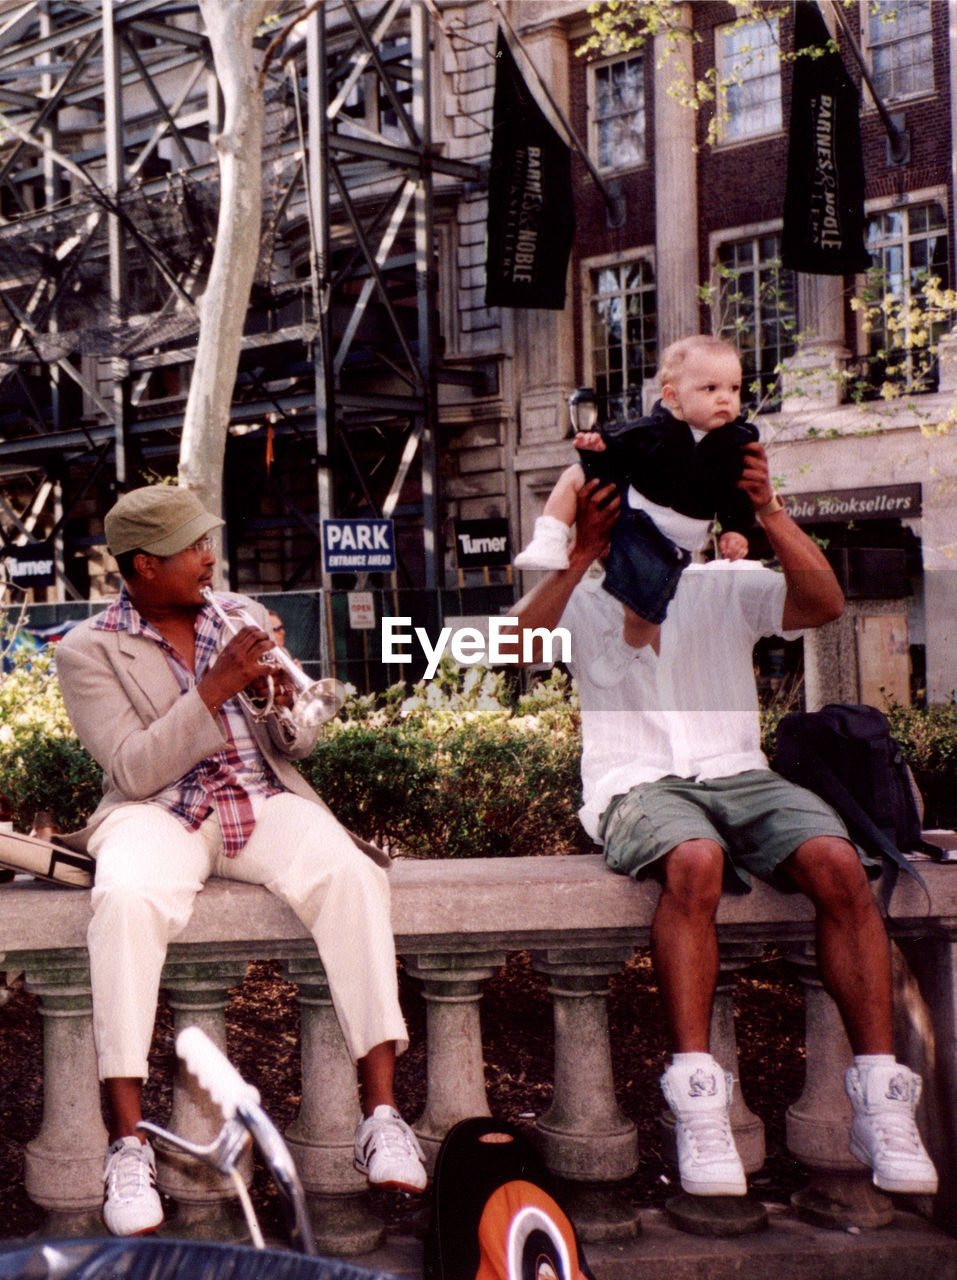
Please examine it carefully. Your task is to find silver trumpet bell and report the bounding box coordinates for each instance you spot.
[201,588,346,731]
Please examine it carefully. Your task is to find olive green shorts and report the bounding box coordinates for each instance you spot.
[598,770,880,894]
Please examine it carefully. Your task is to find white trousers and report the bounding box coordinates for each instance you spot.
[87,793,408,1080]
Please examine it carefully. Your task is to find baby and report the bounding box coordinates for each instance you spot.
[515,335,759,656]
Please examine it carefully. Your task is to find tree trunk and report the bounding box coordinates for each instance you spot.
[179,0,270,566]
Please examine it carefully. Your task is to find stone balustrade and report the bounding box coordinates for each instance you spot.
[2,849,957,1260]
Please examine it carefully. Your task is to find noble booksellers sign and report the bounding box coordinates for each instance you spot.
[783,483,921,524]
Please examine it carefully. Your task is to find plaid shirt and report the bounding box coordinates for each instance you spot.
[92,588,282,856]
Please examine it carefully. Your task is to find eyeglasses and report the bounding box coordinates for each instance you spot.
[185,535,214,554]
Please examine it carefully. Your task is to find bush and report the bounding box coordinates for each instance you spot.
[301,662,590,858]
[0,643,103,831]
[885,701,957,830]
[303,722,444,852]
[2,640,955,848]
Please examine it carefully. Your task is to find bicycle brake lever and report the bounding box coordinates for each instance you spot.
[137,1116,251,1176]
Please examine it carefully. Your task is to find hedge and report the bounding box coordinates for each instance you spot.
[0,646,954,852]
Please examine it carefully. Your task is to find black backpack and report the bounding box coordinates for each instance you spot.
[424,1117,594,1280]
[772,703,945,907]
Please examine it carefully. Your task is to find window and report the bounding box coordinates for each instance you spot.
[334,37,412,143]
[866,0,932,102]
[587,257,657,424]
[589,56,645,170]
[378,38,414,142]
[860,200,949,390]
[714,232,797,404]
[716,17,782,142]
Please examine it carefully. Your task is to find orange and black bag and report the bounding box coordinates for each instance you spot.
[424,1117,594,1280]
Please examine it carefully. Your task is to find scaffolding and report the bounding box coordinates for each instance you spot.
[0,0,479,598]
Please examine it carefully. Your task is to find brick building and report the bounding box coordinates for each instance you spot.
[0,0,953,700]
[480,0,957,704]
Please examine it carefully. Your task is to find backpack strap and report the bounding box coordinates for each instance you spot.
[914,836,952,862]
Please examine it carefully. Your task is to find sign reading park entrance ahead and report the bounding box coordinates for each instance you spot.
[783,483,921,524]
[322,519,396,573]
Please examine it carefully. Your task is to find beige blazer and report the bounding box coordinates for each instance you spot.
[55,596,389,867]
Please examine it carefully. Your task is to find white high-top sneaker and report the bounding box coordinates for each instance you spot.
[845,1061,938,1194]
[514,516,573,571]
[660,1055,747,1196]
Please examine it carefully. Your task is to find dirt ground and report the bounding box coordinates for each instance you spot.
[0,949,808,1244]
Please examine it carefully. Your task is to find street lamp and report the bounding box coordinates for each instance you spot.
[567,387,598,436]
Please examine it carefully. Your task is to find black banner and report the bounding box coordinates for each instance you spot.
[485,30,575,310]
[782,2,870,275]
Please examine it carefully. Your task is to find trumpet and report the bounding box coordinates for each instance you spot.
[201,588,346,734]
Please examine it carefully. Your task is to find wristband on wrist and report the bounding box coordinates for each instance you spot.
[755,495,785,519]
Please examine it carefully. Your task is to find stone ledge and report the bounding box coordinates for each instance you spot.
[3,850,957,966]
[358,1205,957,1280]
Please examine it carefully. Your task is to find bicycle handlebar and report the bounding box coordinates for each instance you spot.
[176,1027,261,1118]
[172,1027,317,1255]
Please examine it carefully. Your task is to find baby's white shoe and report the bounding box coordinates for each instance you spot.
[514,516,572,571]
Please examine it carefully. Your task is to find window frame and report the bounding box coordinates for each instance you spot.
[861,0,934,107]
[586,52,647,174]
[855,188,950,393]
[714,14,783,145]
[708,221,799,408]
[580,248,658,426]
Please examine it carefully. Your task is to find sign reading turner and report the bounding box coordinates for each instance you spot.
[453,519,512,569]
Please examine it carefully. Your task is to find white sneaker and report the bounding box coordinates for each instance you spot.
[660,1056,747,1196]
[846,1062,938,1194]
[103,1137,163,1236]
[354,1105,427,1193]
[514,516,572,571]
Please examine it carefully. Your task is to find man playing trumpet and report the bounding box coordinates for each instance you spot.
[55,486,426,1237]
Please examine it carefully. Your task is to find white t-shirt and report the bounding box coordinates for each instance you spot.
[560,561,803,840]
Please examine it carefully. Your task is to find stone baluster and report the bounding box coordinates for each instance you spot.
[404,950,504,1164]
[23,953,109,1236]
[282,955,383,1256]
[159,957,251,1237]
[532,947,640,1243]
[785,945,893,1229]
[712,943,767,1173]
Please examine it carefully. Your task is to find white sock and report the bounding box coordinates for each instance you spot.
[534,515,572,539]
[853,1054,896,1068]
[671,1052,717,1069]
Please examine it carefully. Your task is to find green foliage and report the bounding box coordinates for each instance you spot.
[302,722,444,853]
[848,272,957,411]
[0,642,103,831]
[884,700,957,830]
[301,662,590,858]
[2,640,955,849]
[581,1,835,146]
